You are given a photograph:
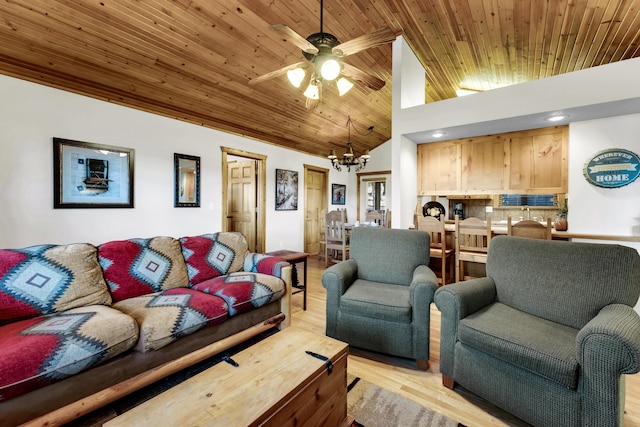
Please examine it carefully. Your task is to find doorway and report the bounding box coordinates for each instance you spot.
[221,147,266,253]
[304,165,328,255]
[357,170,392,222]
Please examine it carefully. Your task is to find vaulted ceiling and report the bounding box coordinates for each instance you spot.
[1,1,639,158]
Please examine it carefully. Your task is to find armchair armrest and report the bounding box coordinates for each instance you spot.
[433,277,496,376]
[577,304,640,374]
[321,259,359,296]
[576,304,640,425]
[409,264,438,318]
[434,277,497,319]
[321,259,358,337]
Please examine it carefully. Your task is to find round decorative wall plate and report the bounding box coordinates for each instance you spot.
[583,148,640,188]
[423,201,445,219]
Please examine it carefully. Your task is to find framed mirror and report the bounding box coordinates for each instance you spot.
[174,153,200,207]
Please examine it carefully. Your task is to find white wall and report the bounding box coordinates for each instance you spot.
[0,75,335,251]
[568,114,640,248]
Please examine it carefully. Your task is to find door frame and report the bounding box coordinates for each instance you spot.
[221,146,267,253]
[303,164,329,254]
[356,170,392,222]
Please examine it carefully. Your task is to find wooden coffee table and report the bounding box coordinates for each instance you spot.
[104,327,349,427]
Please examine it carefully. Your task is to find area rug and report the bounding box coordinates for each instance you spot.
[347,375,461,427]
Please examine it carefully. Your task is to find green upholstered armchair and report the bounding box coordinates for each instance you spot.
[322,227,438,369]
[435,236,640,427]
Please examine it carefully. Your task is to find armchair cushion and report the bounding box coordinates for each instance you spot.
[340,279,411,323]
[459,302,579,388]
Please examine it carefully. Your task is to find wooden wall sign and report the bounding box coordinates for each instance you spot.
[583,148,640,188]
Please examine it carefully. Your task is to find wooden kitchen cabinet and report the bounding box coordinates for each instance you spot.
[417,126,568,196]
[506,127,568,193]
[417,141,459,193]
[460,136,505,193]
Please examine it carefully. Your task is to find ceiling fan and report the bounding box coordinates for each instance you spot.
[248,0,397,109]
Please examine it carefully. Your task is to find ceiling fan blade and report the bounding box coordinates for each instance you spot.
[248,62,306,85]
[270,24,319,55]
[341,63,386,91]
[332,27,397,57]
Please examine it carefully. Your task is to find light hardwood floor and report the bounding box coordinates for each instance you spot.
[291,256,640,427]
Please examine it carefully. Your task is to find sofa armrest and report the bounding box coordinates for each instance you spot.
[243,253,292,328]
[243,253,289,277]
[576,304,640,425]
[321,259,358,337]
[433,277,496,376]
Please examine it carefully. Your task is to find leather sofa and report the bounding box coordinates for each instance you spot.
[0,232,291,426]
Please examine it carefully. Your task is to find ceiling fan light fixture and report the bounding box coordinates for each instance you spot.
[337,77,354,96]
[287,67,306,88]
[320,58,341,80]
[303,82,320,99]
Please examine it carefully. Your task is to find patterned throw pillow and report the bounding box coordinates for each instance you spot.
[243,253,289,278]
[191,272,285,316]
[99,236,190,302]
[179,232,249,285]
[0,305,139,401]
[0,243,112,322]
[113,288,229,353]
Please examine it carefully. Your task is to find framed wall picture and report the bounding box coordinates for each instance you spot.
[53,137,134,208]
[332,183,346,205]
[275,169,298,210]
[174,153,200,207]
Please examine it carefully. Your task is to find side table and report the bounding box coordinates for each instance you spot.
[266,250,309,310]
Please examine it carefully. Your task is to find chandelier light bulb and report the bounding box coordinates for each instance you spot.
[303,82,320,99]
[287,68,306,88]
[337,77,354,96]
[320,58,341,81]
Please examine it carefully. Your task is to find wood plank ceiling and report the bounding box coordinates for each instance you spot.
[1,0,639,158]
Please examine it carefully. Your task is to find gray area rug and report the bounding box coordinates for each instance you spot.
[347,375,461,427]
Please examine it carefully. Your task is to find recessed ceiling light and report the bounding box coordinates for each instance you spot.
[545,114,568,122]
[432,131,446,138]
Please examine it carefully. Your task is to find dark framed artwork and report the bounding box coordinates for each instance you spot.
[275,169,298,210]
[174,153,201,207]
[53,137,134,208]
[332,183,346,205]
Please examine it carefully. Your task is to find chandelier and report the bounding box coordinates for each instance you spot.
[328,116,371,172]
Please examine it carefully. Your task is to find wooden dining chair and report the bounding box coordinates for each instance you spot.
[365,209,386,227]
[325,209,349,267]
[507,217,552,240]
[455,215,492,282]
[416,214,454,285]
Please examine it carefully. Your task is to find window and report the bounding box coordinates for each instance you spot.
[499,194,557,207]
